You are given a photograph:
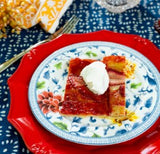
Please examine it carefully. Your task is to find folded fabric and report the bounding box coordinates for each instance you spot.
[1,0,40,29]
[1,0,73,33]
[34,0,73,33]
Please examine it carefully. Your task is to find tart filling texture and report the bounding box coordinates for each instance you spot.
[60,56,134,117]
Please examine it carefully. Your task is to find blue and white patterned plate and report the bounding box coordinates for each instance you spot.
[28,41,160,145]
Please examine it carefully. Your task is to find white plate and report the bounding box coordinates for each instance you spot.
[28,41,160,145]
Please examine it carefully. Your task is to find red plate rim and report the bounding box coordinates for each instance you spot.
[7,30,160,154]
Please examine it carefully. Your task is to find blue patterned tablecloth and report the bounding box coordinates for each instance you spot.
[0,0,160,153]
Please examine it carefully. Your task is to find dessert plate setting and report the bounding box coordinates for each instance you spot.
[28,41,160,145]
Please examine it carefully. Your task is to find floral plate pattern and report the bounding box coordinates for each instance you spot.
[28,41,160,145]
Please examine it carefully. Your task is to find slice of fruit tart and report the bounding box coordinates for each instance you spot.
[60,56,135,117]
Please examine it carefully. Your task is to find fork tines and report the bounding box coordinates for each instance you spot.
[62,15,79,34]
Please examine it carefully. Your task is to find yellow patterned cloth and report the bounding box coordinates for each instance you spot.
[35,0,73,33]
[1,0,73,33]
[7,0,40,29]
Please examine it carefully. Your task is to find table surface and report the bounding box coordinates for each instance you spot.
[0,0,160,153]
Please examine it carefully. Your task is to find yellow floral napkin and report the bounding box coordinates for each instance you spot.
[0,0,73,35]
[35,0,73,33]
[8,0,40,29]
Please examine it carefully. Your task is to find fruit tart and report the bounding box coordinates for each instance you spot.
[60,56,135,117]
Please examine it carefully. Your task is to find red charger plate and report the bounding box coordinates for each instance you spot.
[7,30,160,154]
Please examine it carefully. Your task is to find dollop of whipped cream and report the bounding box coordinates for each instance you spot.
[80,61,109,95]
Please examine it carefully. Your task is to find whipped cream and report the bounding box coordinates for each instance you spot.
[80,61,109,95]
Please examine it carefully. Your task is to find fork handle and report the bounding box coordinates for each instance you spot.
[0,50,27,73]
[0,40,47,73]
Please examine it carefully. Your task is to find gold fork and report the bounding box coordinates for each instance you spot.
[0,15,79,73]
